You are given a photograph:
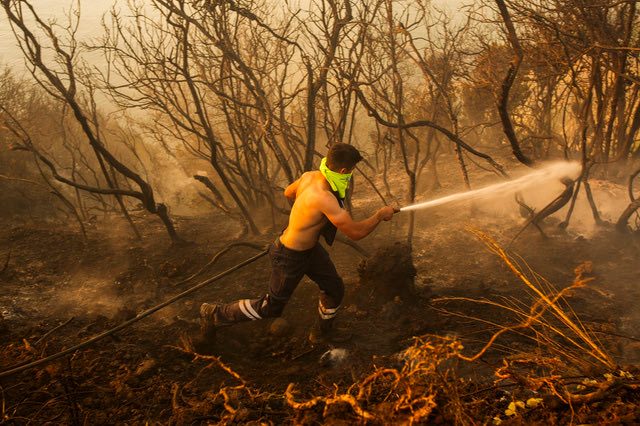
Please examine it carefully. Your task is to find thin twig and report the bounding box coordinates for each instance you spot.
[35,318,74,346]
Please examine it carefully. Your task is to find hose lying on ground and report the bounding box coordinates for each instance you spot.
[171,242,268,286]
[0,246,269,379]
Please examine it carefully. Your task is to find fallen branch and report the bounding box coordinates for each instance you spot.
[510,178,575,246]
[566,381,640,405]
[286,383,377,421]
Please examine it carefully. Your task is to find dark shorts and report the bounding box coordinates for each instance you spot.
[217,238,344,323]
[261,238,344,317]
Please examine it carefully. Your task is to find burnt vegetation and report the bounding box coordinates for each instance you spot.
[2,0,640,424]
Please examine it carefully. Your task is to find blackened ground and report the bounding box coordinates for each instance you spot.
[1,170,640,424]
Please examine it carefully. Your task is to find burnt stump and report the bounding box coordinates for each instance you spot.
[355,242,417,303]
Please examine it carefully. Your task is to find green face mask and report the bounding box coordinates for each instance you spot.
[319,157,352,199]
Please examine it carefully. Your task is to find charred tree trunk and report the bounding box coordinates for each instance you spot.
[616,198,640,233]
[616,166,640,232]
[305,63,317,172]
[494,0,533,167]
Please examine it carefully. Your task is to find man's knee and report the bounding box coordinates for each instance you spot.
[257,294,287,318]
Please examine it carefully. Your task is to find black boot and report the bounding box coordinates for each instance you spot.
[200,300,257,342]
[309,317,352,344]
[200,302,224,342]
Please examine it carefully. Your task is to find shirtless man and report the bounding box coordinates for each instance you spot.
[200,143,398,343]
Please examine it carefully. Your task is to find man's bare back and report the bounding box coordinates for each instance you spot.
[280,171,334,250]
[280,171,397,251]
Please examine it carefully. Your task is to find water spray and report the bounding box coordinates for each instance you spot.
[399,162,581,213]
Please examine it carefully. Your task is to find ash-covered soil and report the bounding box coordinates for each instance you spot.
[2,160,640,424]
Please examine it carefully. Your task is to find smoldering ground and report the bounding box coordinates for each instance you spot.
[1,154,640,424]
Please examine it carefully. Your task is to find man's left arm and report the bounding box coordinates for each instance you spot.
[284,178,301,203]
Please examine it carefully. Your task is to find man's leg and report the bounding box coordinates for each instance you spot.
[305,245,348,342]
[201,241,311,339]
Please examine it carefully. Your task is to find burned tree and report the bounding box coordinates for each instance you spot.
[493,0,534,167]
[120,2,267,233]
[101,0,379,234]
[0,69,86,231]
[348,0,505,243]
[1,0,182,243]
[458,0,640,233]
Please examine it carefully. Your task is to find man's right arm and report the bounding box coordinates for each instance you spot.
[322,194,398,241]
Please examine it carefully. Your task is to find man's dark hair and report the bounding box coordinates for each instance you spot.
[326,143,363,171]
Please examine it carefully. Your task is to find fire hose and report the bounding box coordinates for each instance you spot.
[0,245,269,379]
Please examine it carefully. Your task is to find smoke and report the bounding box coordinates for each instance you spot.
[52,274,126,319]
[154,167,209,217]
